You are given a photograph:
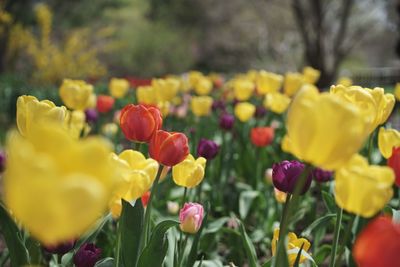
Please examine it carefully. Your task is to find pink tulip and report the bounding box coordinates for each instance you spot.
[179,202,204,234]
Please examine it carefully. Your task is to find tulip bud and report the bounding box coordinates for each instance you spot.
[272,160,311,195]
[96,95,115,113]
[149,130,189,166]
[250,127,274,147]
[197,138,219,160]
[219,113,234,130]
[84,109,98,123]
[179,202,204,234]
[73,243,101,267]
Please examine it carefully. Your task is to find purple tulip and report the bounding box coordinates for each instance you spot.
[212,100,226,112]
[311,167,333,183]
[272,160,312,195]
[254,106,267,118]
[85,109,98,123]
[73,243,101,267]
[219,113,234,130]
[197,138,219,160]
[0,150,5,173]
[43,240,75,255]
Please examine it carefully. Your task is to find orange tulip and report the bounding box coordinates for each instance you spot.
[149,130,189,166]
[353,216,400,267]
[250,127,274,147]
[120,104,163,143]
[96,95,115,113]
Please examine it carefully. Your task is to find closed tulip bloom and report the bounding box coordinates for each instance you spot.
[194,77,213,95]
[388,147,400,186]
[378,127,400,159]
[250,127,274,147]
[109,78,130,99]
[73,243,101,267]
[256,71,283,95]
[179,202,204,234]
[234,102,256,122]
[335,154,394,218]
[219,113,235,130]
[149,130,189,166]
[59,79,94,110]
[109,150,159,217]
[263,92,291,114]
[120,104,163,143]
[302,66,320,84]
[311,167,332,183]
[197,138,219,160]
[152,78,180,102]
[4,124,117,245]
[84,109,98,123]
[191,96,213,117]
[283,72,304,97]
[282,86,370,171]
[96,95,114,113]
[353,217,400,267]
[271,228,312,267]
[136,86,157,105]
[172,154,206,188]
[233,78,254,101]
[272,160,311,195]
[17,95,68,137]
[330,85,395,133]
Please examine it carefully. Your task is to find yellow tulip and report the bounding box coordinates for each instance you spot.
[191,96,213,117]
[152,78,180,102]
[263,92,291,114]
[337,77,353,87]
[194,77,213,96]
[188,71,203,88]
[68,110,86,138]
[136,86,157,105]
[59,79,94,110]
[394,83,400,101]
[4,124,117,245]
[172,154,206,188]
[109,78,130,99]
[274,188,287,204]
[282,86,370,170]
[17,95,68,137]
[302,66,320,84]
[330,85,395,133]
[234,102,256,122]
[335,154,394,218]
[233,78,254,101]
[378,127,400,159]
[271,228,312,266]
[256,71,283,94]
[246,69,258,82]
[157,101,171,117]
[101,123,118,137]
[284,72,304,97]
[109,150,159,218]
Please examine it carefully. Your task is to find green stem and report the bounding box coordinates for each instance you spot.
[115,226,122,267]
[177,235,189,267]
[334,214,356,267]
[134,142,142,152]
[181,187,188,207]
[142,165,164,247]
[328,208,343,267]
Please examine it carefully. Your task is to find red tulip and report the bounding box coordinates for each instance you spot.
[388,147,400,186]
[120,104,163,143]
[353,216,400,267]
[250,127,274,147]
[149,130,189,166]
[141,191,150,207]
[96,95,115,113]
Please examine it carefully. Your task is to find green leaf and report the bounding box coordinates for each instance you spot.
[193,259,223,267]
[238,220,259,267]
[261,258,272,267]
[95,257,114,267]
[203,217,229,234]
[239,191,260,219]
[119,200,144,267]
[0,204,29,266]
[137,220,179,267]
[301,213,336,237]
[322,191,337,213]
[314,244,331,265]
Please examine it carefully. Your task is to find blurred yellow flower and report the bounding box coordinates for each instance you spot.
[284,72,304,97]
[136,86,157,105]
[302,66,320,84]
[263,92,291,114]
[337,77,353,87]
[68,110,86,138]
[378,127,400,159]
[157,101,171,117]
[194,77,213,96]
[233,78,254,101]
[4,124,117,245]
[191,96,213,117]
[272,228,312,266]
[109,150,159,218]
[256,71,283,95]
[172,154,206,188]
[152,78,180,102]
[188,71,203,88]
[330,85,395,133]
[17,95,68,137]
[59,79,94,110]
[282,86,370,170]
[101,123,118,137]
[274,188,287,203]
[109,78,130,99]
[234,102,256,122]
[394,83,400,101]
[335,154,394,218]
